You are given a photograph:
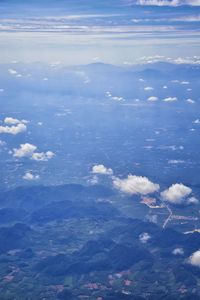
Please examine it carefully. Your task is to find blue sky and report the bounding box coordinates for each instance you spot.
[0,0,200,64]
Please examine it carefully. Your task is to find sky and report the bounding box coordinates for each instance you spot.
[0,0,200,64]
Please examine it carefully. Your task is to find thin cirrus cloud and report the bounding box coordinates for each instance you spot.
[136,0,200,6]
[13,143,55,161]
[136,0,180,6]
[139,56,200,65]
[131,15,200,22]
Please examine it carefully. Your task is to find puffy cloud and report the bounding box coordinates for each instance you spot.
[31,151,55,161]
[88,175,99,185]
[106,91,124,102]
[113,174,160,195]
[92,164,113,175]
[189,250,200,267]
[111,96,124,102]
[139,232,151,244]
[193,119,200,124]
[8,68,17,75]
[13,143,55,161]
[23,172,40,181]
[0,117,28,135]
[0,123,27,135]
[187,197,199,205]
[4,117,28,125]
[13,143,37,158]
[172,248,184,256]
[148,96,158,102]
[144,86,154,91]
[160,183,195,205]
[163,97,177,102]
[4,117,21,125]
[186,99,195,104]
[8,69,23,77]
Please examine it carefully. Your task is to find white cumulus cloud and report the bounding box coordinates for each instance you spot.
[187,197,199,205]
[139,232,151,243]
[31,151,55,161]
[0,117,28,135]
[13,144,55,161]
[144,86,154,91]
[13,143,37,158]
[163,97,177,102]
[23,172,40,181]
[0,123,27,135]
[4,117,21,125]
[4,117,28,125]
[8,68,17,75]
[186,99,195,104]
[92,164,113,175]
[160,183,196,205]
[113,174,160,195]
[148,96,158,102]
[172,248,184,255]
[189,250,200,267]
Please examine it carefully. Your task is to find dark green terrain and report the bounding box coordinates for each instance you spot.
[0,184,199,300]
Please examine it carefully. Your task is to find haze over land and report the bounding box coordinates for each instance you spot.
[0,1,200,299]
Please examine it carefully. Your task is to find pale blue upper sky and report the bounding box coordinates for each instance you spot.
[0,0,200,64]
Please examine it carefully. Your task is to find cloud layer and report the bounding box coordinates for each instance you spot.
[136,0,200,6]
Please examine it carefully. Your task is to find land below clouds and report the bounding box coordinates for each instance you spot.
[0,183,200,299]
